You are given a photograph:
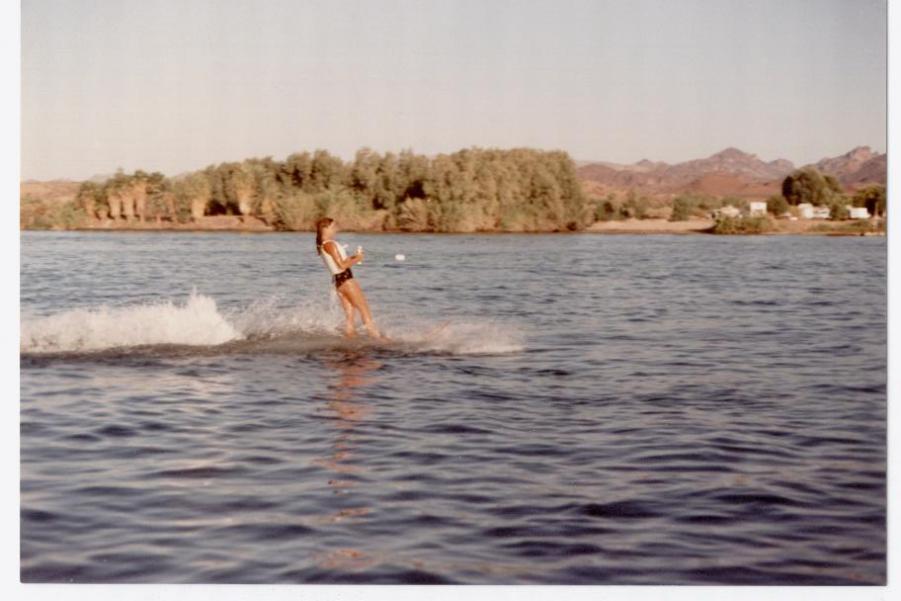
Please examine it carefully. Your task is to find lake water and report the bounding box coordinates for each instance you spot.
[20,231,886,584]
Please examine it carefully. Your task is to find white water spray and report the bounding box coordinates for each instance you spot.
[21,291,525,356]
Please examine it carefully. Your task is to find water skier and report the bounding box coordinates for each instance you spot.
[315,217,386,340]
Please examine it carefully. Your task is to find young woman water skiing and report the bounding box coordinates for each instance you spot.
[315,217,386,340]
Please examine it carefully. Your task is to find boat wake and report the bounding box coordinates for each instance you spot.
[20,291,524,359]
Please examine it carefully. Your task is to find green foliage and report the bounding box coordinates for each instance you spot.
[661,193,724,222]
[33,147,592,232]
[55,202,88,228]
[314,187,370,229]
[711,214,773,235]
[594,193,621,221]
[310,150,348,192]
[20,196,87,230]
[222,162,256,215]
[75,182,104,218]
[830,202,850,221]
[669,195,696,221]
[622,189,649,219]
[272,191,318,231]
[782,167,844,206]
[20,196,52,229]
[824,174,843,194]
[173,173,212,221]
[396,197,432,231]
[852,185,886,217]
[692,195,720,212]
[766,194,789,216]
[811,219,885,235]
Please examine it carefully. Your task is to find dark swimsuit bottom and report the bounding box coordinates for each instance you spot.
[333,268,354,288]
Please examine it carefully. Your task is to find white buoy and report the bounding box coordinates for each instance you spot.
[395,254,406,261]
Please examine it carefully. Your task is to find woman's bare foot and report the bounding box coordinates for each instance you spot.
[362,321,383,340]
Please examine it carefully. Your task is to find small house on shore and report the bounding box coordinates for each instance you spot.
[848,206,870,219]
[797,203,830,219]
[749,201,767,216]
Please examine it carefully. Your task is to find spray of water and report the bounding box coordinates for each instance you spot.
[21,291,524,356]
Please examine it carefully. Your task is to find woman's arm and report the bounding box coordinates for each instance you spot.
[323,241,362,271]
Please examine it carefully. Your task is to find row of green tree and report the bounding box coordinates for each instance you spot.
[593,190,753,222]
[72,147,592,232]
[780,167,886,218]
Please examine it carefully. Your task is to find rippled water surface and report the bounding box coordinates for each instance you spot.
[20,231,886,584]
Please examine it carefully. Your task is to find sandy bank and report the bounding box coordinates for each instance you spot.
[587,219,714,234]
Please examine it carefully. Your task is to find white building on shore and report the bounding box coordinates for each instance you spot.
[749,201,767,216]
[797,203,830,219]
[848,206,870,219]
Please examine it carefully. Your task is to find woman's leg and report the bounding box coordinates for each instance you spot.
[342,280,383,339]
[336,287,356,337]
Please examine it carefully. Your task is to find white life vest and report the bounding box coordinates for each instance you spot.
[320,239,348,275]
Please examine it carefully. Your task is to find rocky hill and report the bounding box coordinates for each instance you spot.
[811,146,887,187]
[578,146,886,199]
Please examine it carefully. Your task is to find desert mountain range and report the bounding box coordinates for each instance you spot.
[578,146,887,199]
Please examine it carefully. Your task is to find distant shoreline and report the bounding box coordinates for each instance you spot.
[22,217,885,237]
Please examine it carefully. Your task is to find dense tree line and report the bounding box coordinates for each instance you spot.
[71,147,591,232]
[781,167,886,217]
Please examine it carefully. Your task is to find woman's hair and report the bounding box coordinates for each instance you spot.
[315,217,335,255]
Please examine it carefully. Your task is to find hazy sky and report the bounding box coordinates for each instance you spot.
[21,0,886,180]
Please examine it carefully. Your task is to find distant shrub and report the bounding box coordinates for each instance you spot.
[669,196,695,221]
[55,202,88,229]
[622,190,650,219]
[810,219,884,235]
[594,195,620,221]
[711,214,773,235]
[20,197,87,230]
[766,195,789,216]
[852,185,886,217]
[694,195,720,211]
[669,193,722,220]
[20,196,52,229]
[830,202,850,221]
[782,167,844,206]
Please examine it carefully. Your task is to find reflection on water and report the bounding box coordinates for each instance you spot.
[324,351,379,424]
[313,351,381,571]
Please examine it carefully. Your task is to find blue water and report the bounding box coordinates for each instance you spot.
[20,231,886,584]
